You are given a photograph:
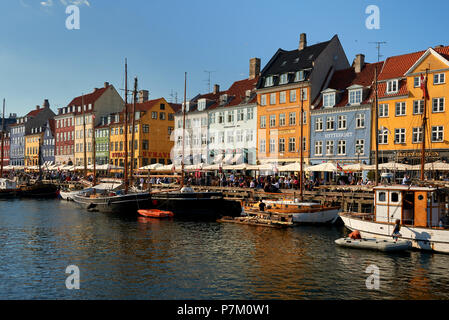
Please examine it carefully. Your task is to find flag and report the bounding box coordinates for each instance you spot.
[420,73,428,100]
[171,165,176,173]
[337,163,343,171]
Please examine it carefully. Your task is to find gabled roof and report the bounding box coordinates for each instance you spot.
[315,61,383,109]
[378,45,449,81]
[405,47,449,75]
[67,85,111,112]
[26,107,46,118]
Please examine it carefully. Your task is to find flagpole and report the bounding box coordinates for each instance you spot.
[420,69,428,181]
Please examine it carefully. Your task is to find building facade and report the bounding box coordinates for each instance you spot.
[310,56,382,167]
[54,106,75,165]
[256,33,349,164]
[373,45,449,164]
[42,119,56,166]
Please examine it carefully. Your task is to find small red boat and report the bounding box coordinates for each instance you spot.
[138,209,174,218]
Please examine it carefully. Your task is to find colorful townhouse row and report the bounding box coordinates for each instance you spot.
[2,33,449,170]
[173,33,449,167]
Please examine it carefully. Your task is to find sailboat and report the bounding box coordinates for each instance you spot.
[339,69,449,253]
[73,61,152,213]
[242,88,340,224]
[146,72,241,219]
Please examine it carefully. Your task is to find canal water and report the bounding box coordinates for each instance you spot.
[1,199,449,300]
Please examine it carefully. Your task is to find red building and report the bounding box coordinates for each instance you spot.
[1,132,10,167]
[54,106,75,165]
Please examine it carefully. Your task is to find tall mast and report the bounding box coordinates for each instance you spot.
[92,114,97,186]
[420,69,428,181]
[1,99,5,178]
[299,88,304,201]
[374,66,379,186]
[181,72,187,188]
[82,94,87,178]
[130,77,138,188]
[124,59,129,194]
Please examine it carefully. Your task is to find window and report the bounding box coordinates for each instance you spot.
[355,140,364,155]
[260,95,267,106]
[337,140,346,155]
[152,112,157,119]
[289,112,296,125]
[168,113,174,121]
[394,128,406,144]
[260,116,266,128]
[279,138,285,153]
[391,192,399,203]
[323,93,335,108]
[412,127,423,143]
[246,130,254,142]
[302,111,307,125]
[356,114,365,128]
[414,76,421,88]
[218,112,224,124]
[237,109,245,121]
[279,91,286,104]
[247,108,254,120]
[227,111,234,123]
[413,100,424,114]
[378,192,386,202]
[259,139,266,153]
[326,117,335,130]
[265,76,274,87]
[294,70,305,82]
[142,140,149,150]
[337,115,347,130]
[432,126,444,142]
[290,90,297,102]
[270,93,276,105]
[160,112,166,120]
[434,73,445,85]
[269,139,275,153]
[288,138,296,152]
[279,113,286,126]
[315,141,323,156]
[315,118,323,131]
[326,141,334,155]
[279,73,288,84]
[269,115,276,127]
[379,104,389,117]
[349,89,362,104]
[301,88,307,101]
[395,102,406,116]
[432,98,445,113]
[379,129,388,144]
[386,80,398,93]
[198,99,206,111]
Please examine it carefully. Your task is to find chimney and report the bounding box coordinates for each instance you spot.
[36,105,40,110]
[138,90,149,103]
[249,57,261,79]
[354,54,365,73]
[299,33,307,51]
[213,84,220,94]
[104,82,109,88]
[43,99,50,108]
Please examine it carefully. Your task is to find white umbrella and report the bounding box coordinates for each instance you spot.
[305,162,339,172]
[278,162,308,172]
[139,163,163,170]
[154,164,179,172]
[378,162,413,171]
[342,163,369,171]
[411,161,449,171]
[223,163,249,170]
[185,163,205,171]
[203,164,222,170]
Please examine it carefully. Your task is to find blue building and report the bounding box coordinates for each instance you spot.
[309,55,383,171]
[42,119,55,166]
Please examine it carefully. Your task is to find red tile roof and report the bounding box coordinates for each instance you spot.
[67,85,110,111]
[26,107,46,118]
[222,76,259,108]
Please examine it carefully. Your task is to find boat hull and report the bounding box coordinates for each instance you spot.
[73,192,152,214]
[19,184,59,199]
[335,237,412,252]
[292,208,340,224]
[340,214,449,254]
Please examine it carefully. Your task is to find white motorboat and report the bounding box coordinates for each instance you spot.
[60,182,122,201]
[340,185,449,253]
[335,237,412,252]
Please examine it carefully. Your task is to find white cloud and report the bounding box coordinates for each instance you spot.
[60,0,90,6]
[40,0,54,6]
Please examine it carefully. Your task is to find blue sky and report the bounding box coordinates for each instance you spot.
[1,0,449,116]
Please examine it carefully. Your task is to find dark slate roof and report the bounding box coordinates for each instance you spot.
[257,37,334,89]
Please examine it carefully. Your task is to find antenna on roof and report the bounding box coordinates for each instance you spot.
[169,90,178,104]
[369,41,387,62]
[204,70,216,92]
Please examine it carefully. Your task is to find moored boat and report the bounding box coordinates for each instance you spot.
[138,209,174,218]
[335,237,412,252]
[0,178,20,198]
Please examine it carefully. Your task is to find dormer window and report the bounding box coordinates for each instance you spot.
[323,93,336,108]
[349,89,363,105]
[294,70,305,82]
[198,99,206,111]
[220,94,228,104]
[386,80,399,94]
[279,73,288,85]
[182,102,190,112]
[264,76,274,87]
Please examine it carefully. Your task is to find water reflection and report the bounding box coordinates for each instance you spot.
[0,199,449,299]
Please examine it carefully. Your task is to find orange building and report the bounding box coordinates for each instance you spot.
[255,33,349,164]
[109,96,179,168]
[373,45,449,164]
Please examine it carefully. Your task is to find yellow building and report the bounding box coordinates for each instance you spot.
[25,131,44,166]
[109,97,178,169]
[374,45,449,164]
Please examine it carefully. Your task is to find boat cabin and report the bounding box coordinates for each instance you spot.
[0,178,17,190]
[374,185,447,228]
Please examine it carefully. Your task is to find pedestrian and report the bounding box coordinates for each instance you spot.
[392,219,402,241]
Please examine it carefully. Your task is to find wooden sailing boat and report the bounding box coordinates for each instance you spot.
[339,68,449,253]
